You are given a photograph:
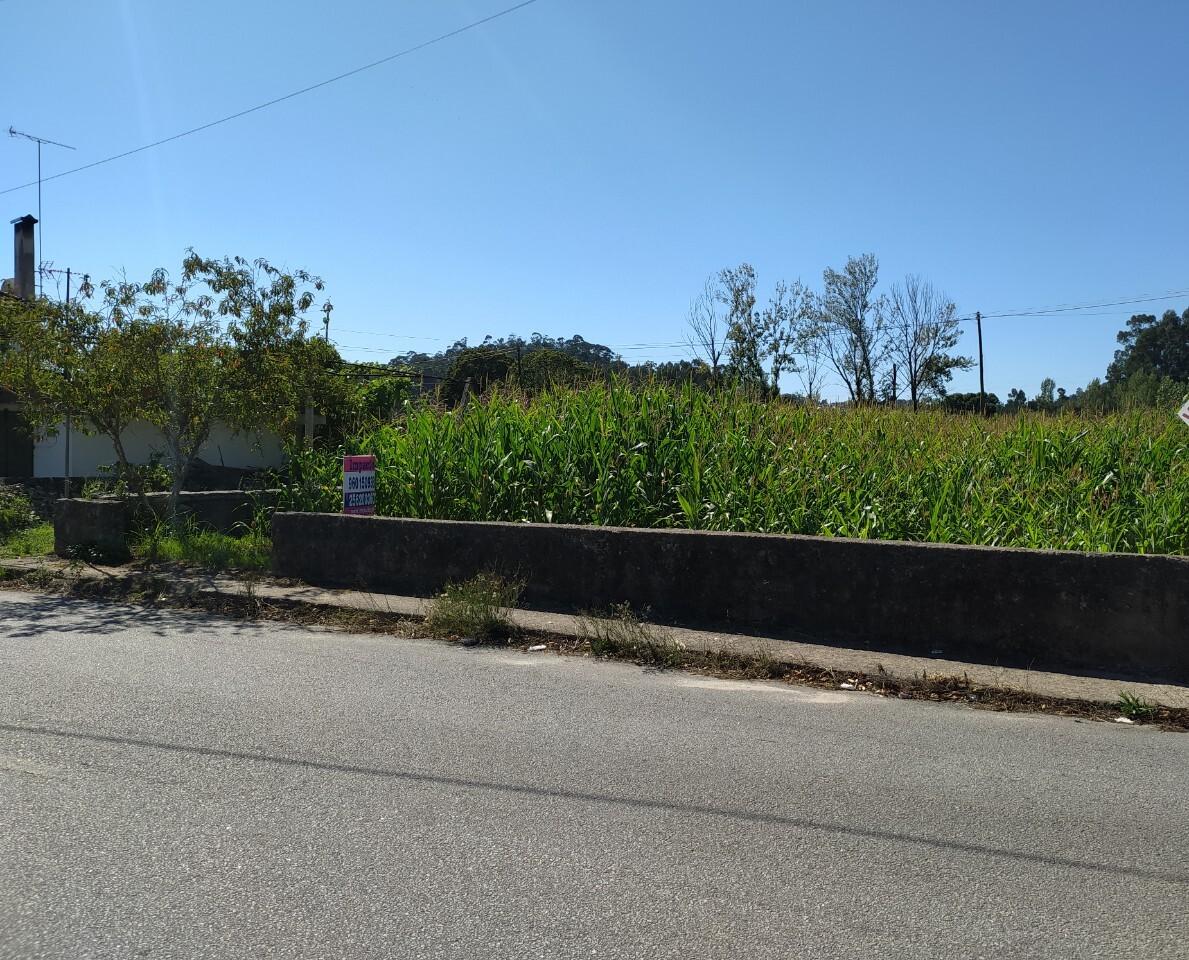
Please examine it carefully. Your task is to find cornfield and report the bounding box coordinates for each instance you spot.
[280,381,1189,555]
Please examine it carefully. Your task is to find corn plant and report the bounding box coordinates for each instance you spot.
[278,380,1188,554]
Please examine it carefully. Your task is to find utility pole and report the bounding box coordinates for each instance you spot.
[8,128,76,297]
[976,310,985,415]
[64,268,72,498]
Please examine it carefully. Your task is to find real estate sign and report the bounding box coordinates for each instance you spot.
[343,455,377,516]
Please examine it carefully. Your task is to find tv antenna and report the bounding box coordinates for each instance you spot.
[9,126,76,296]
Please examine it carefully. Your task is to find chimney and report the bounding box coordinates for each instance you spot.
[11,214,37,300]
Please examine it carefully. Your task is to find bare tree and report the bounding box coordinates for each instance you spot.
[818,253,887,404]
[791,298,829,402]
[887,275,972,411]
[686,277,727,384]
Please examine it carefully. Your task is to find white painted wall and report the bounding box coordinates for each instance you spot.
[33,421,287,478]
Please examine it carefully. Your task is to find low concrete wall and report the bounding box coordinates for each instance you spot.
[54,490,275,559]
[272,513,1189,684]
[53,498,131,560]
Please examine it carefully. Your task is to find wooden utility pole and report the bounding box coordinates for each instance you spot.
[976,311,985,415]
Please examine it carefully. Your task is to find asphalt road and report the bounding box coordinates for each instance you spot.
[0,591,1186,960]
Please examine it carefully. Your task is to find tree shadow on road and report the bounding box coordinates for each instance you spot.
[0,589,273,642]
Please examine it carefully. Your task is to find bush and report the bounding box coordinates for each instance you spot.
[579,603,685,667]
[0,488,37,537]
[425,573,522,643]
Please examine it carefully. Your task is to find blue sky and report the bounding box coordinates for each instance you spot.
[3,0,1187,399]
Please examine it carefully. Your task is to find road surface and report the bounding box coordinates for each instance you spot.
[1,590,1186,959]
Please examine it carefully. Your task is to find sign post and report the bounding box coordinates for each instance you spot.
[1180,400,1189,428]
[343,455,377,516]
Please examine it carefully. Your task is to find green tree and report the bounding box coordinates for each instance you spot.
[717,264,766,389]
[818,254,887,404]
[0,281,154,502]
[1004,388,1027,412]
[1107,308,1189,383]
[441,348,514,404]
[519,349,594,391]
[1034,377,1057,411]
[2,253,333,523]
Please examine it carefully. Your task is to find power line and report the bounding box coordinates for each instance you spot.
[973,288,1189,320]
[0,0,544,197]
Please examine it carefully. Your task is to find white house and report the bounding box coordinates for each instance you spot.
[31,420,287,480]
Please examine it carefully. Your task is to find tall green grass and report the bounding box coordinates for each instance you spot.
[280,381,1188,554]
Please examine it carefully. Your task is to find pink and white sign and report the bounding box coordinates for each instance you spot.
[343,455,377,516]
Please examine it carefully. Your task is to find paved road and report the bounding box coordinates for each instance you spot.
[0,591,1186,959]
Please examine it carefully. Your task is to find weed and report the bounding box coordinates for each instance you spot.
[0,489,38,537]
[1117,691,1159,721]
[0,522,54,558]
[240,573,261,619]
[425,572,522,643]
[579,603,685,667]
[131,516,270,572]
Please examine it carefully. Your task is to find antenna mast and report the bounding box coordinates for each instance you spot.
[8,126,76,296]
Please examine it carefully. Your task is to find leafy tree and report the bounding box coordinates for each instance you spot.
[1034,377,1058,411]
[1107,308,1189,383]
[520,349,593,390]
[943,392,1000,414]
[0,280,154,502]
[818,253,887,404]
[886,275,972,410]
[717,264,766,389]
[758,279,816,397]
[441,348,514,404]
[356,375,410,422]
[1,253,332,522]
[1005,388,1027,412]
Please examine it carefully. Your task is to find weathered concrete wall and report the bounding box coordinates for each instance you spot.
[54,491,275,558]
[53,498,130,560]
[272,513,1189,684]
[139,490,274,533]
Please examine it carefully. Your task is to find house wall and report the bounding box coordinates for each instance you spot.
[33,421,286,478]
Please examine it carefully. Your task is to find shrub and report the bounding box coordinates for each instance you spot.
[425,573,522,643]
[579,603,685,667]
[0,488,37,537]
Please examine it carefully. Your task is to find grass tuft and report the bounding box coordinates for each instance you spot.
[1116,690,1159,721]
[0,522,54,559]
[425,572,522,643]
[133,519,271,572]
[579,603,685,667]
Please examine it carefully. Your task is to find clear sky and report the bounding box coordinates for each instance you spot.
[3,0,1187,399]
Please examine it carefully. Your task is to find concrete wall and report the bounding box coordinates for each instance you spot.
[272,514,1189,684]
[33,421,286,479]
[54,490,275,558]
